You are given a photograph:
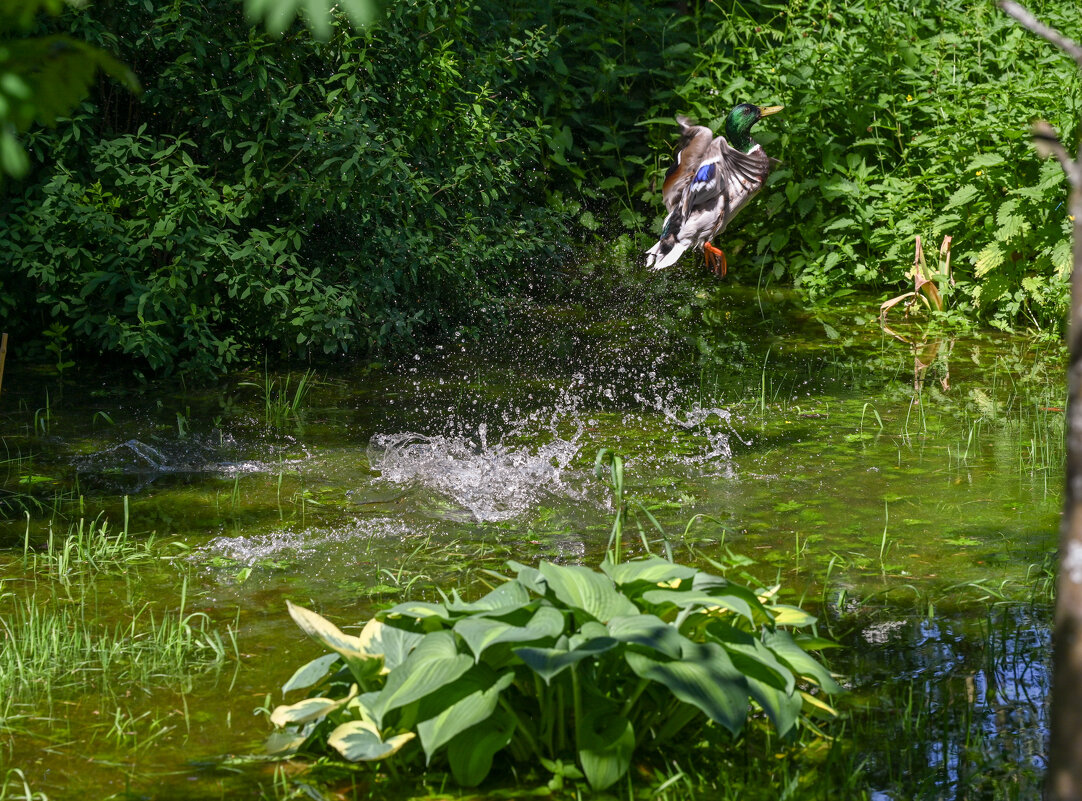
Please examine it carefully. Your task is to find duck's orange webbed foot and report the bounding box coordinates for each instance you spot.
[704,242,727,278]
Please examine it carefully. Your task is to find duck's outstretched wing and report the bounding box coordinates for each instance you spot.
[646,117,716,268]
[660,116,715,212]
[707,137,775,236]
[649,139,776,271]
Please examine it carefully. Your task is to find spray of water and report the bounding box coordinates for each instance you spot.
[367,421,588,523]
[367,347,739,521]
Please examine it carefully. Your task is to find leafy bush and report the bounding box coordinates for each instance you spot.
[268,556,840,790]
[0,0,572,375]
[628,1,1078,333]
[3,0,1077,375]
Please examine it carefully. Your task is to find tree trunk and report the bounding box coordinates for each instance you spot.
[997,4,1082,798]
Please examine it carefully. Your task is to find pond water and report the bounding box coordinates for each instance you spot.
[0,277,1059,799]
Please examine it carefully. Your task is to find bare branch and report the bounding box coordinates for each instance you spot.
[1032,120,1082,186]
[999,1,1082,71]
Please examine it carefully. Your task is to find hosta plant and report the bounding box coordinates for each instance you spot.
[268,556,841,790]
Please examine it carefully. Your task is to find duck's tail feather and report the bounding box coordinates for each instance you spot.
[651,241,688,271]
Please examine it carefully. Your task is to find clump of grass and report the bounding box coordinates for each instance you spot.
[0,579,232,705]
[21,501,161,579]
[242,367,316,429]
[0,769,49,801]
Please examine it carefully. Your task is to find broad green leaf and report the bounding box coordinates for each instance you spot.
[454,606,565,661]
[606,614,684,659]
[794,634,843,651]
[417,671,514,761]
[368,632,473,726]
[287,601,368,658]
[578,706,635,791]
[574,621,610,643]
[974,242,1006,277]
[282,652,340,695]
[945,184,980,210]
[763,630,843,694]
[601,555,698,587]
[995,212,1029,242]
[446,580,532,616]
[384,600,451,621]
[327,720,415,761]
[966,153,1006,170]
[746,676,801,737]
[515,637,618,684]
[625,642,748,734]
[538,562,637,622]
[709,623,794,693]
[770,604,818,628]
[506,561,548,595]
[0,128,29,179]
[447,709,515,786]
[801,689,840,718]
[640,588,754,624]
[359,618,424,671]
[691,573,771,619]
[266,730,308,755]
[244,0,379,39]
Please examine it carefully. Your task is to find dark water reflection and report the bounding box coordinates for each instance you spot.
[837,606,1049,800]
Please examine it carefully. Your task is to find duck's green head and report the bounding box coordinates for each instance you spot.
[725,103,783,153]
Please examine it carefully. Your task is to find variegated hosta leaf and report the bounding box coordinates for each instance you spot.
[288,602,423,677]
[265,729,310,755]
[282,652,340,695]
[270,684,357,728]
[770,604,817,628]
[287,601,370,659]
[327,720,415,762]
[357,617,424,672]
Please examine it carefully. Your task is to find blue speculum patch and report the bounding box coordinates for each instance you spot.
[694,163,715,183]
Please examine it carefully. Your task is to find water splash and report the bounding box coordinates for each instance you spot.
[76,435,306,477]
[367,423,587,522]
[200,516,443,577]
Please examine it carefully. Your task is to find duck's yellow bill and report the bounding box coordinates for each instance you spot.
[758,105,784,116]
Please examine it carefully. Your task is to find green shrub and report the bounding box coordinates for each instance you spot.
[630,1,1078,333]
[3,0,1076,374]
[0,0,572,375]
[268,556,840,790]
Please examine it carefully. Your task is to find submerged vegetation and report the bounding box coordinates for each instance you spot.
[0,299,1061,797]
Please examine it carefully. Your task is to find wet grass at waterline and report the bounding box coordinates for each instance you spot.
[18,501,170,580]
[0,577,234,709]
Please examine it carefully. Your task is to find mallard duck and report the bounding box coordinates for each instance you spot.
[645,104,782,276]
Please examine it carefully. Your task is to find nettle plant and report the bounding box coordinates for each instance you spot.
[268,555,842,790]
